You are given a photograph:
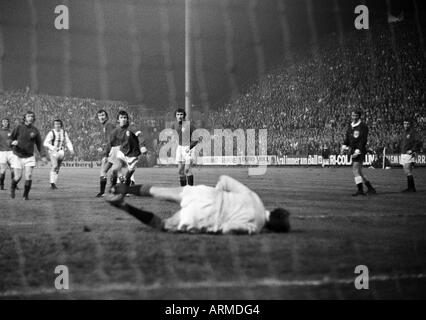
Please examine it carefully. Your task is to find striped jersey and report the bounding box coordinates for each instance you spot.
[43,129,74,152]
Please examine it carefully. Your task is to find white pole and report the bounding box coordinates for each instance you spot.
[185,0,192,121]
[382,147,386,169]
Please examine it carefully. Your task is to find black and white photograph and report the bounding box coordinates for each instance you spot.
[0,0,425,303]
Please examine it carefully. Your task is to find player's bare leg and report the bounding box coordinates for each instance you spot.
[22,166,34,200]
[110,160,125,192]
[352,162,365,196]
[0,163,6,190]
[352,162,375,196]
[10,168,22,199]
[359,165,376,195]
[402,163,416,192]
[97,158,112,197]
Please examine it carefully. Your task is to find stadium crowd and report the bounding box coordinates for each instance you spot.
[0,21,424,161]
[208,20,425,156]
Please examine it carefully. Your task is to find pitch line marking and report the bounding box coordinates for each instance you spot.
[0,273,425,297]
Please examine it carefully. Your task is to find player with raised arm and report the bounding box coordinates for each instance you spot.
[171,108,201,186]
[399,119,421,192]
[0,118,15,190]
[105,175,290,235]
[8,111,47,200]
[341,109,376,196]
[43,119,75,190]
[108,110,147,189]
[96,109,116,197]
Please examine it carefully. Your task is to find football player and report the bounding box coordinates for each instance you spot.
[171,108,200,186]
[0,118,15,190]
[106,175,290,235]
[399,119,421,192]
[8,111,48,200]
[43,119,75,189]
[96,109,116,197]
[108,110,147,188]
[341,109,376,196]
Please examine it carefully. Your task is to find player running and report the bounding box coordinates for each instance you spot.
[171,108,201,186]
[43,119,75,189]
[399,119,421,192]
[105,175,290,235]
[341,109,376,196]
[0,118,15,190]
[108,110,147,188]
[8,111,47,200]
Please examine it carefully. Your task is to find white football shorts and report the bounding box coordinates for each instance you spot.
[116,150,139,171]
[175,145,195,164]
[108,146,120,164]
[10,154,36,169]
[0,150,14,165]
[400,153,415,165]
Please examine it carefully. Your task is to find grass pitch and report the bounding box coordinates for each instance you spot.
[0,166,425,299]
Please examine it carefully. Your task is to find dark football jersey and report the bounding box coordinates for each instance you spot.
[400,128,421,154]
[109,126,143,158]
[0,128,12,151]
[171,121,195,147]
[9,124,46,158]
[343,121,369,155]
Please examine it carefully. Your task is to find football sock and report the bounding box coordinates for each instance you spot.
[11,170,15,180]
[364,180,374,191]
[23,180,32,198]
[125,170,135,186]
[124,204,164,230]
[0,172,5,187]
[407,175,415,190]
[110,173,118,188]
[357,183,364,193]
[100,176,107,194]
[179,175,187,186]
[187,175,194,186]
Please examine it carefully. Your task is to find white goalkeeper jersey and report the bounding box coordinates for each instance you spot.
[43,129,74,153]
[165,175,268,234]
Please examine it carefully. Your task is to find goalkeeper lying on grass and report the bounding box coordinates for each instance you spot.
[105,175,290,235]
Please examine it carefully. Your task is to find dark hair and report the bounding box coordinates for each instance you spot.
[97,109,109,119]
[53,119,63,127]
[265,208,291,233]
[175,108,186,119]
[23,111,36,122]
[117,110,130,120]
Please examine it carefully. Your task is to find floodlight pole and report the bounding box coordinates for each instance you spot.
[185,0,192,120]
